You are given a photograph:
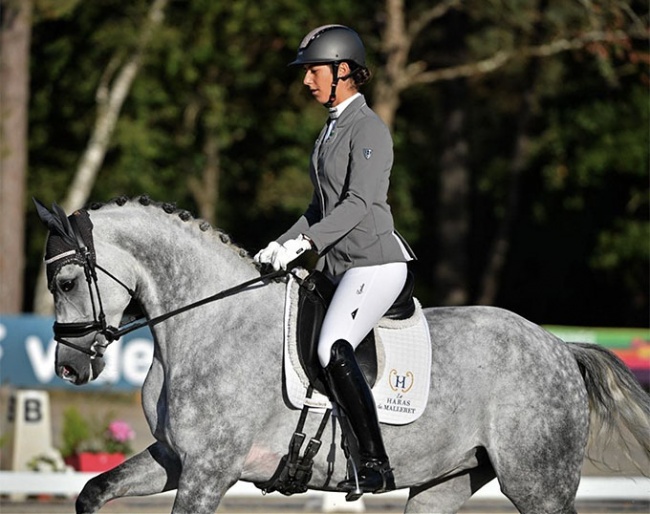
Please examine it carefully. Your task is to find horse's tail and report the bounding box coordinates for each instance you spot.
[568,342,650,476]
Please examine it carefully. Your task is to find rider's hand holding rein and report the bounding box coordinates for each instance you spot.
[255,235,312,271]
[254,241,281,267]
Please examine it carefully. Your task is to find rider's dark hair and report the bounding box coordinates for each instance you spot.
[350,65,371,87]
[344,62,371,88]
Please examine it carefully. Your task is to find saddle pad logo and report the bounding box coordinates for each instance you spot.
[363,148,372,159]
[389,369,414,393]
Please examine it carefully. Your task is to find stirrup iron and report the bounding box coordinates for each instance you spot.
[344,457,363,502]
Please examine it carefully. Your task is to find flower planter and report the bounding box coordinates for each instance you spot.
[65,452,125,472]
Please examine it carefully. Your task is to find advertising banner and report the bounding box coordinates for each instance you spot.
[0,315,153,391]
[546,325,649,385]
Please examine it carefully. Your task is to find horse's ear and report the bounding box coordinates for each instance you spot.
[51,202,76,240]
[33,198,77,246]
[33,197,56,228]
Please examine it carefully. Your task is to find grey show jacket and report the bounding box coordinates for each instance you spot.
[278,94,414,276]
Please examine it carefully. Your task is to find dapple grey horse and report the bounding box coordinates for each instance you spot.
[36,196,649,514]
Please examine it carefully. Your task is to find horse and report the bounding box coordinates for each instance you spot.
[35,196,649,514]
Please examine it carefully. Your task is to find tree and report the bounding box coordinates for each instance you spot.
[0,0,32,313]
[32,0,169,315]
[371,0,647,306]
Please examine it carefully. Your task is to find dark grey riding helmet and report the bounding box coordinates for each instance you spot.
[289,24,366,107]
[289,24,366,68]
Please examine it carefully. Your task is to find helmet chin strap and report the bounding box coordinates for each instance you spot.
[325,62,352,108]
[325,62,340,108]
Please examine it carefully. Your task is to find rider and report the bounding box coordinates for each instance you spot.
[255,24,414,493]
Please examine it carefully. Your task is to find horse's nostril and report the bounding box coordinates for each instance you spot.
[61,365,77,382]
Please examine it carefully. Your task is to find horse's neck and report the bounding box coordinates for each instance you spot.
[95,206,275,316]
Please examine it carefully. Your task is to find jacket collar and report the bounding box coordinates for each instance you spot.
[329,94,365,127]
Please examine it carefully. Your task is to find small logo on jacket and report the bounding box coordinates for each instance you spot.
[363,148,372,159]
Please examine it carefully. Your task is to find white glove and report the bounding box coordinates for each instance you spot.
[271,235,312,271]
[254,241,281,265]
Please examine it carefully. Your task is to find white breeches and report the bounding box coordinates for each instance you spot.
[318,262,408,367]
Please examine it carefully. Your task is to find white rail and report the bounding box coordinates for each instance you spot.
[0,473,648,501]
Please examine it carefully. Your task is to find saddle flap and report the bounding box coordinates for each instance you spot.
[295,271,377,395]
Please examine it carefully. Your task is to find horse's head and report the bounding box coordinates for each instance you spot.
[34,200,136,385]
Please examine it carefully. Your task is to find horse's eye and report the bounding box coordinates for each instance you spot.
[60,279,76,293]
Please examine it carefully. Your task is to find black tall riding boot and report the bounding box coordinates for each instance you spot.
[324,339,395,493]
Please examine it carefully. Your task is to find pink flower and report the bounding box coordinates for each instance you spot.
[107,420,135,443]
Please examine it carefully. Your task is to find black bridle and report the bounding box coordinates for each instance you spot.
[51,219,285,359]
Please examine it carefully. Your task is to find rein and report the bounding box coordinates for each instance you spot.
[49,208,288,357]
[37,201,296,360]
[54,265,286,358]
[104,268,287,341]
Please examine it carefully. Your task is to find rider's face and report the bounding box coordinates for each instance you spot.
[303,63,354,107]
[303,64,333,105]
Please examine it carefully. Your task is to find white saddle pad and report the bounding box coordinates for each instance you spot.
[283,270,432,425]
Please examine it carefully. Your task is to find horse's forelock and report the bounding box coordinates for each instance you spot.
[45,209,96,289]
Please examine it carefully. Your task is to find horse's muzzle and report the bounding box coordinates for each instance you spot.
[55,337,107,385]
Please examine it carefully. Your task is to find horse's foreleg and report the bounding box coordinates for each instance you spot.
[171,457,241,514]
[75,442,180,514]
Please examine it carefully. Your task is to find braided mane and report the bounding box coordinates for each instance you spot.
[87,195,255,264]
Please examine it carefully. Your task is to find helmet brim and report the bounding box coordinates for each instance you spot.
[288,57,337,67]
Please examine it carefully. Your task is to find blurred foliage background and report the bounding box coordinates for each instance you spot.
[8,0,649,327]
